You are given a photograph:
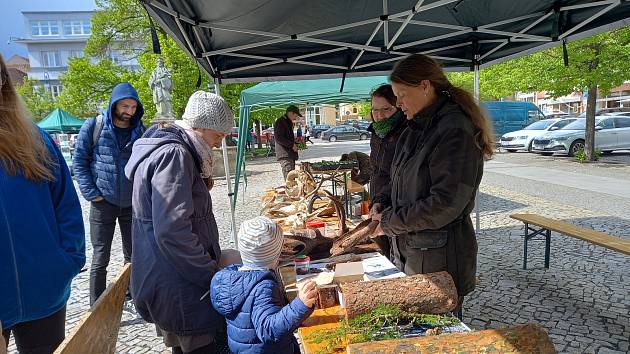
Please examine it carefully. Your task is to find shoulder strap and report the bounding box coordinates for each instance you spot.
[92,115,104,148]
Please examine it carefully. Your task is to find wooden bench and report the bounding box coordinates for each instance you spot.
[510,213,630,270]
[54,263,131,354]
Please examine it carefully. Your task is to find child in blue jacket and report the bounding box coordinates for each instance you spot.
[211,216,317,354]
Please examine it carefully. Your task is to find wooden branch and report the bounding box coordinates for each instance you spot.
[346,324,556,354]
[341,272,458,319]
[330,219,378,257]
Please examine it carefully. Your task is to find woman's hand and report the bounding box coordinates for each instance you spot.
[298,280,318,308]
[369,203,382,218]
[370,222,386,239]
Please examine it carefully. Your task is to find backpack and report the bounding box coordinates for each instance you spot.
[92,115,104,148]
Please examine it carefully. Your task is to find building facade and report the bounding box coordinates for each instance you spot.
[15,11,140,98]
[516,82,630,114]
[305,105,337,126]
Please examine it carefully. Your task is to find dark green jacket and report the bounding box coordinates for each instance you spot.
[380,96,483,296]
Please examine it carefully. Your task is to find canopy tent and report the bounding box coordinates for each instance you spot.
[240,76,389,108]
[141,0,629,82]
[236,76,390,227]
[140,0,630,244]
[37,108,86,134]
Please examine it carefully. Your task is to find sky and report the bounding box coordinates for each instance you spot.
[0,0,96,60]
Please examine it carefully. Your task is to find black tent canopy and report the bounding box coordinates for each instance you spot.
[141,0,630,83]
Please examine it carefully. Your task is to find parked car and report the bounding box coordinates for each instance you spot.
[356,121,371,131]
[320,126,370,142]
[531,116,630,156]
[311,124,333,138]
[499,118,577,152]
[482,101,546,137]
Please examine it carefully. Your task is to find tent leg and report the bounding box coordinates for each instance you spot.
[215,83,238,248]
[473,56,481,234]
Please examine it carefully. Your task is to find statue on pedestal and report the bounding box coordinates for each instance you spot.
[149,57,174,121]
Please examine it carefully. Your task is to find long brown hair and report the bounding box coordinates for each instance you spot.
[0,54,54,181]
[390,54,494,159]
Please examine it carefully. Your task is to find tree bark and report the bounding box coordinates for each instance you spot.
[341,271,458,319]
[585,86,597,161]
[346,324,556,354]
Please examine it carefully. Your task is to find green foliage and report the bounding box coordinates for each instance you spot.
[357,101,371,118]
[516,28,630,98]
[574,148,601,162]
[57,57,139,118]
[307,305,460,354]
[251,107,285,126]
[85,0,151,58]
[15,78,57,121]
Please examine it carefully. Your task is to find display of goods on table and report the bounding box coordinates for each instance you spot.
[307,160,358,172]
[261,168,380,261]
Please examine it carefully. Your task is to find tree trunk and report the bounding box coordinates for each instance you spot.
[255,119,263,149]
[346,324,556,354]
[340,271,458,318]
[585,86,597,161]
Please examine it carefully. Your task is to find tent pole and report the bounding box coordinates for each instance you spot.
[473,54,481,234]
[215,83,238,247]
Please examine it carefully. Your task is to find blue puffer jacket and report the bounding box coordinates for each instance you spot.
[73,82,145,207]
[211,265,313,354]
[1,128,85,329]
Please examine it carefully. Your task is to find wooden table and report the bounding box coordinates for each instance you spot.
[298,306,345,354]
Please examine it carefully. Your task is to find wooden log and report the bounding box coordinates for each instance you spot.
[340,271,458,319]
[346,323,556,354]
[54,264,131,354]
[330,219,378,257]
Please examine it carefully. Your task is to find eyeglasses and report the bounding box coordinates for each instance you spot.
[371,106,394,114]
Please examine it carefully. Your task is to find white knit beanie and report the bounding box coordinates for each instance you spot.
[182,91,233,134]
[238,216,284,269]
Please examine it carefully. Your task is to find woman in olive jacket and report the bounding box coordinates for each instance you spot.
[367,84,407,258]
[371,54,494,312]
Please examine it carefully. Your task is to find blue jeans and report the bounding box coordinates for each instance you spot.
[89,200,132,305]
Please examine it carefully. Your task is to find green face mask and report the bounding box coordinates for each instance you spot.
[372,111,402,138]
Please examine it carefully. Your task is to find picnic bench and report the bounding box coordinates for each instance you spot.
[53,263,131,354]
[510,213,630,270]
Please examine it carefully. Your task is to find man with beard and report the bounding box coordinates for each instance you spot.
[74,82,145,305]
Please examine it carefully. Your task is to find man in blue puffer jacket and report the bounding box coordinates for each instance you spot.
[211,216,317,354]
[73,82,145,305]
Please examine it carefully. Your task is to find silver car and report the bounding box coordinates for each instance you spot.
[531,116,630,156]
[499,118,577,152]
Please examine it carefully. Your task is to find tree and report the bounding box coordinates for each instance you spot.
[510,28,630,160]
[15,78,57,121]
[57,57,139,118]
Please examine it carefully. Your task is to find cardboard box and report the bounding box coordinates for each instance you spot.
[333,261,364,284]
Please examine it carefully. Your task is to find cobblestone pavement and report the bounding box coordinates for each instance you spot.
[7,143,629,354]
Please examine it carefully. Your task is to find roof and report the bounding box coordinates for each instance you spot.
[141,0,630,83]
[7,68,27,86]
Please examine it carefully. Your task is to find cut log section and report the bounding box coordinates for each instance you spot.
[346,323,556,354]
[340,271,458,319]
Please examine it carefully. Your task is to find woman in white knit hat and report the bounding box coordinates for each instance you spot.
[125,91,234,354]
[210,216,318,354]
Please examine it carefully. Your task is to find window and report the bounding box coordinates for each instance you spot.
[597,119,614,129]
[63,20,91,35]
[49,85,63,98]
[352,107,358,114]
[41,51,62,67]
[31,21,60,36]
[527,109,543,122]
[69,50,84,58]
[614,117,630,128]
